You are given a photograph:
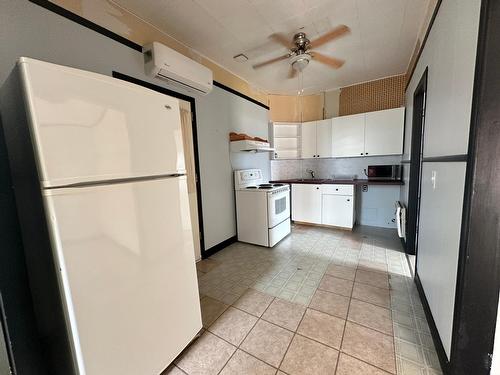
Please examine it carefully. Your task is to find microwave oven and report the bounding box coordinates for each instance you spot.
[367,165,402,180]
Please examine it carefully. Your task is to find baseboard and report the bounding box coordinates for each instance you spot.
[202,235,237,259]
[414,273,451,374]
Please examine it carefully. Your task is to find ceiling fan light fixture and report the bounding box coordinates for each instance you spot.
[290,54,311,72]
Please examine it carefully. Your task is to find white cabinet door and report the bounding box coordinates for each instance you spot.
[301,121,317,158]
[332,114,365,157]
[291,184,322,224]
[364,107,404,156]
[322,194,354,228]
[316,119,332,158]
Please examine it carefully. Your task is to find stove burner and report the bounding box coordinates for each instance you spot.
[258,186,272,189]
[259,184,273,187]
[272,183,285,187]
[246,186,257,189]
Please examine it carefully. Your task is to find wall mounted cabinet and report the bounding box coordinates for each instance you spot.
[332,107,404,158]
[301,119,332,158]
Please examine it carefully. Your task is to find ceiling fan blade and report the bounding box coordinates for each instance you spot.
[309,25,350,48]
[252,54,289,69]
[287,66,297,79]
[311,52,345,69]
[269,33,293,49]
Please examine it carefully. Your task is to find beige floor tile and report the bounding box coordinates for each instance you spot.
[297,308,345,349]
[219,350,276,375]
[358,260,388,274]
[262,298,306,331]
[240,320,293,367]
[336,353,392,375]
[348,299,393,335]
[280,334,339,375]
[341,322,396,374]
[201,296,229,328]
[233,289,274,317]
[209,307,258,346]
[175,331,236,375]
[308,289,350,319]
[325,264,356,281]
[318,275,353,297]
[355,269,389,289]
[196,258,219,273]
[352,283,391,308]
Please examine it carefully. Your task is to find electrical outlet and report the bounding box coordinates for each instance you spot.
[362,184,368,192]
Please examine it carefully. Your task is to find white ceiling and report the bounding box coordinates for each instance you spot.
[114,0,430,94]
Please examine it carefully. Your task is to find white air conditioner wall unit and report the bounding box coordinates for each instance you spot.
[143,42,213,95]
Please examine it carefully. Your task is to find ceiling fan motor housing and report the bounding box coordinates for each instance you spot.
[293,32,310,51]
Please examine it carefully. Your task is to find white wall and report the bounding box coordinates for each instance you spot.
[401,0,481,358]
[196,87,269,250]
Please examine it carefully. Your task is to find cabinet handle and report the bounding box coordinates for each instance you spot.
[360,152,363,155]
[365,152,369,155]
[316,187,319,190]
[335,188,338,191]
[347,199,350,202]
[317,154,320,157]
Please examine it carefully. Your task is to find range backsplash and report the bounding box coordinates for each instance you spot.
[270,155,403,180]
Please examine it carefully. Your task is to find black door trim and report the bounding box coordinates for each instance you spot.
[112,71,206,257]
[422,155,468,163]
[406,67,428,257]
[450,0,500,373]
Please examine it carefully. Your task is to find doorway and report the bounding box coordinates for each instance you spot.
[112,72,206,260]
[406,68,428,256]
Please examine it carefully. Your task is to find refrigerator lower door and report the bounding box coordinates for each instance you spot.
[43,176,201,375]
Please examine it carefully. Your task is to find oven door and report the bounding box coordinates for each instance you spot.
[268,189,290,228]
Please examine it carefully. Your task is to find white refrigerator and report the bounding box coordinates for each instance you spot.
[10,58,202,374]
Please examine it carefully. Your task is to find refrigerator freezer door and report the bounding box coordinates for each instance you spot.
[43,176,201,375]
[19,58,185,188]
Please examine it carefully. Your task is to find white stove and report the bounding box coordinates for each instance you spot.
[234,169,291,247]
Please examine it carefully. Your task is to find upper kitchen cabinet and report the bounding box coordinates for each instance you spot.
[332,108,404,157]
[331,113,365,157]
[301,119,332,159]
[364,107,404,156]
[301,121,317,159]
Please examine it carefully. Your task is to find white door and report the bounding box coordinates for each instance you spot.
[179,100,201,261]
[316,119,332,158]
[20,58,185,187]
[332,114,365,157]
[301,121,317,158]
[291,184,322,224]
[322,194,354,228]
[43,177,202,375]
[364,108,404,156]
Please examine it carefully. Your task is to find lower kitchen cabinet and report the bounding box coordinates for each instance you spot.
[291,184,355,229]
[291,184,322,224]
[322,194,354,228]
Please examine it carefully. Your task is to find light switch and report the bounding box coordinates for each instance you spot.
[431,170,437,190]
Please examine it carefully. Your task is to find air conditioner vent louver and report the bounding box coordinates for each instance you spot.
[143,42,213,95]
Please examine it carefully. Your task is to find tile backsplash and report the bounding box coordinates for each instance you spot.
[270,155,403,180]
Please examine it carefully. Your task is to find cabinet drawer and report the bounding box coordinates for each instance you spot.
[321,184,354,196]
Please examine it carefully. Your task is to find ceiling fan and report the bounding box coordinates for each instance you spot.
[252,25,350,78]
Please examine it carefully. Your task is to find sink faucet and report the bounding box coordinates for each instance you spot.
[306,169,315,179]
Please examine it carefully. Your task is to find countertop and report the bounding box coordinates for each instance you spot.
[270,178,404,186]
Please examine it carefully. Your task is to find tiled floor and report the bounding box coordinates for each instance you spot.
[165,225,443,375]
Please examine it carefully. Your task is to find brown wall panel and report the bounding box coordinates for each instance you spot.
[339,74,406,115]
